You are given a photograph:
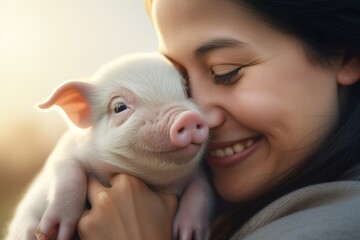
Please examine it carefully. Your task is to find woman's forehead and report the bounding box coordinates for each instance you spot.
[153,0,286,61]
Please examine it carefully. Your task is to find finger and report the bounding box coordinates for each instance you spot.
[77,210,92,238]
[87,176,107,204]
[109,173,146,190]
[159,192,179,214]
[109,173,126,188]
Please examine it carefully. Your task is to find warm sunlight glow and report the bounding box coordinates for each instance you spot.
[0,1,158,237]
[0,11,42,58]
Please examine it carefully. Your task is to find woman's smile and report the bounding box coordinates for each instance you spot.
[207,136,262,168]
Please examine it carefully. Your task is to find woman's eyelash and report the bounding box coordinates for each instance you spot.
[213,68,241,84]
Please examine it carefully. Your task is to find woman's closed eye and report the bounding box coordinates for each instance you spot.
[212,67,242,85]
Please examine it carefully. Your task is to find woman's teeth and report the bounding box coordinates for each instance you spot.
[210,139,255,157]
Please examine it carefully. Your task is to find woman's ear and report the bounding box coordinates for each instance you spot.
[337,56,360,86]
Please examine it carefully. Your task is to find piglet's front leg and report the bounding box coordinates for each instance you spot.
[36,162,87,240]
[173,171,213,240]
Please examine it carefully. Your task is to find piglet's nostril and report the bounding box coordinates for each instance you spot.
[178,127,185,134]
[170,111,209,148]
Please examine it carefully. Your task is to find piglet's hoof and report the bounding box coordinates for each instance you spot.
[35,228,49,240]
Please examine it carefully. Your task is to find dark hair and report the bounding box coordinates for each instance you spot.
[237,0,360,66]
[145,0,360,239]
[211,1,360,239]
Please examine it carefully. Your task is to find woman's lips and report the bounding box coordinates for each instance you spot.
[206,136,262,168]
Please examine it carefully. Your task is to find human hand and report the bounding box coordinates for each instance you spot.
[77,174,178,240]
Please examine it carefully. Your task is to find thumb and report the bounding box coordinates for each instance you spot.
[159,193,179,217]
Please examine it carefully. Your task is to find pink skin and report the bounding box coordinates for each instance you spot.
[5,53,212,240]
[170,110,209,147]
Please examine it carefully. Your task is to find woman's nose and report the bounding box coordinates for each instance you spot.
[191,89,225,130]
[203,107,225,129]
[186,70,227,129]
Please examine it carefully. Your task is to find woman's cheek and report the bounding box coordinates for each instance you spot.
[234,91,289,134]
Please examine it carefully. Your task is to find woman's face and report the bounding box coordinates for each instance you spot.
[152,0,341,202]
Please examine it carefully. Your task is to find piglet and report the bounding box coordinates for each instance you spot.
[5,53,213,240]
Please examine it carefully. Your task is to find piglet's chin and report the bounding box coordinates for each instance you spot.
[161,144,205,164]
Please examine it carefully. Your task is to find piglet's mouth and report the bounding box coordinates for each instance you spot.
[160,144,204,164]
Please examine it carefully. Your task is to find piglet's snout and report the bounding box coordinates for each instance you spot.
[170,111,208,147]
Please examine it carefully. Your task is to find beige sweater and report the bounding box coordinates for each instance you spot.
[231,170,360,239]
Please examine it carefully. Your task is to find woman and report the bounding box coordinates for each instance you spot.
[77,0,360,239]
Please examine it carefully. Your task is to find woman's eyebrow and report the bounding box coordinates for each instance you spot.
[195,38,246,57]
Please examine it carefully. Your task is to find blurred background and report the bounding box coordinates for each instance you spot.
[0,0,158,237]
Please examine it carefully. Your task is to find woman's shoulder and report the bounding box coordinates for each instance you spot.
[232,180,360,240]
[341,163,360,181]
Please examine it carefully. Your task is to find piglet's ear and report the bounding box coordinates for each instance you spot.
[38,81,93,129]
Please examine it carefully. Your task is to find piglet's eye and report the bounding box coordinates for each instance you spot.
[113,102,128,113]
